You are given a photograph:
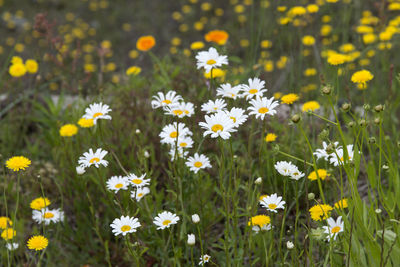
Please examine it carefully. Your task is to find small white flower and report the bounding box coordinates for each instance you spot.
[131,187,150,201]
[254,177,262,185]
[260,193,286,213]
[76,165,86,175]
[173,136,194,150]
[110,215,141,236]
[78,148,108,168]
[127,173,150,188]
[274,161,298,177]
[32,208,64,225]
[187,233,196,245]
[135,129,141,134]
[322,216,344,241]
[290,170,305,180]
[159,122,193,145]
[216,83,242,99]
[329,145,355,166]
[196,47,228,73]
[165,101,195,118]
[192,214,200,223]
[151,90,183,110]
[224,107,248,127]
[240,78,267,100]
[6,242,19,251]
[144,150,150,158]
[199,254,211,265]
[106,176,129,193]
[248,96,279,120]
[286,241,294,249]
[153,211,180,230]
[201,99,227,114]
[186,153,212,173]
[83,102,112,124]
[199,111,237,140]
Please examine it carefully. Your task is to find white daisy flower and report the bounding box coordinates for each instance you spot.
[173,136,194,150]
[83,102,112,124]
[32,208,64,225]
[168,147,189,161]
[151,91,183,110]
[274,161,297,177]
[78,148,109,168]
[314,141,339,161]
[127,173,150,188]
[159,122,193,145]
[216,83,242,100]
[185,153,212,173]
[196,47,228,73]
[199,254,211,266]
[110,215,141,236]
[323,216,344,241]
[106,176,129,193]
[131,187,150,201]
[290,169,305,180]
[260,193,286,213]
[201,99,227,114]
[225,107,248,127]
[240,78,268,100]
[6,242,19,251]
[329,144,355,166]
[165,101,195,118]
[199,111,237,140]
[248,96,279,120]
[153,211,180,230]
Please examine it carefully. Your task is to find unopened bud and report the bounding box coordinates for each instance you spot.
[308,193,315,200]
[348,121,355,128]
[144,151,150,158]
[374,105,384,113]
[321,84,333,95]
[192,214,200,224]
[255,177,262,185]
[375,208,382,214]
[374,117,381,125]
[135,129,141,134]
[382,165,389,170]
[341,103,351,112]
[325,144,335,154]
[363,104,370,111]
[286,241,294,249]
[368,137,376,144]
[291,114,301,123]
[318,129,329,141]
[359,119,366,127]
[187,234,195,245]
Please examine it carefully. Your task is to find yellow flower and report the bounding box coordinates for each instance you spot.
[126,66,141,76]
[307,4,319,13]
[6,156,31,171]
[78,118,94,128]
[308,169,329,181]
[129,50,139,59]
[265,133,277,143]
[30,197,51,210]
[204,30,229,45]
[11,56,23,64]
[9,63,27,77]
[281,93,299,105]
[84,63,96,73]
[302,101,320,112]
[27,235,48,251]
[1,228,16,240]
[259,194,268,200]
[0,217,12,229]
[25,59,39,73]
[136,35,156,51]
[304,68,317,76]
[309,204,333,221]
[190,41,205,50]
[274,92,282,99]
[334,198,348,209]
[260,40,272,49]
[248,215,271,227]
[302,35,315,46]
[204,68,226,79]
[59,124,78,137]
[363,33,376,44]
[351,70,374,89]
[327,53,347,65]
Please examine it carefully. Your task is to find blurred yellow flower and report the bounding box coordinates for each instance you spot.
[281,93,299,104]
[302,35,315,46]
[59,124,78,137]
[302,101,320,112]
[265,133,277,142]
[136,35,156,51]
[327,53,347,65]
[30,197,51,210]
[25,59,39,74]
[204,30,229,45]
[351,70,373,89]
[0,217,12,229]
[308,169,329,181]
[334,198,348,209]
[190,41,205,50]
[309,204,333,221]
[78,118,94,128]
[1,228,16,240]
[204,68,226,79]
[9,63,26,77]
[126,66,141,76]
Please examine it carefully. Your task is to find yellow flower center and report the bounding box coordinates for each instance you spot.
[131,179,143,185]
[194,161,203,168]
[249,89,258,94]
[93,112,103,118]
[162,220,171,226]
[137,193,143,197]
[162,99,172,104]
[268,203,277,210]
[173,110,183,115]
[180,142,187,147]
[115,183,123,188]
[230,116,237,123]
[89,157,100,163]
[211,124,224,132]
[206,59,216,65]
[44,212,54,219]
[170,131,178,138]
[121,225,131,232]
[331,226,341,233]
[258,107,269,114]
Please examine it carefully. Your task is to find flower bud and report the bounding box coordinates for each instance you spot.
[321,84,333,95]
[144,151,150,158]
[382,165,389,170]
[255,177,262,185]
[359,119,366,127]
[374,117,381,125]
[375,208,382,214]
[325,144,335,154]
[341,103,351,112]
[368,137,376,144]
[308,193,315,200]
[135,129,141,134]
[318,129,329,141]
[363,104,370,111]
[187,234,195,245]
[291,114,301,123]
[348,121,355,128]
[192,214,200,224]
[76,166,86,175]
[286,241,294,249]
[374,104,384,113]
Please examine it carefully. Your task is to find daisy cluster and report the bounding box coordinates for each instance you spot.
[314,141,355,166]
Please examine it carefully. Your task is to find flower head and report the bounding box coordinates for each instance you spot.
[248,96,279,120]
[186,153,212,173]
[240,78,267,100]
[153,211,180,230]
[9,63,26,77]
[199,254,211,265]
[82,102,112,124]
[334,198,348,209]
[260,193,286,213]
[32,208,64,225]
[30,197,51,210]
[151,91,183,110]
[309,204,333,221]
[131,187,150,201]
[159,122,192,144]
[323,216,344,241]
[6,156,31,171]
[216,83,242,100]
[302,101,320,112]
[127,173,150,188]
[106,176,129,193]
[265,133,277,142]
[281,93,299,105]
[0,217,12,229]
[201,99,227,114]
[1,228,16,240]
[196,47,228,73]
[308,169,329,181]
[78,148,108,168]
[248,215,271,232]
[205,30,229,45]
[110,215,141,236]
[199,111,237,139]
[78,118,94,128]
[59,124,78,137]
[25,59,39,73]
[136,35,156,51]
[225,107,248,127]
[351,70,374,89]
[27,235,48,251]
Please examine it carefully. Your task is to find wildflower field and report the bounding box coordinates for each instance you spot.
[2,0,400,266]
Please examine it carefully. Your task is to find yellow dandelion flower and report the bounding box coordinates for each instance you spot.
[308,169,329,181]
[1,228,16,240]
[302,35,315,46]
[9,63,27,77]
[309,204,333,221]
[126,66,141,76]
[281,93,299,105]
[265,133,277,143]
[0,217,12,229]
[204,68,226,79]
[6,156,31,171]
[25,59,39,74]
[59,124,78,137]
[302,101,320,112]
[248,215,271,227]
[78,118,94,128]
[27,235,48,251]
[30,197,51,210]
[327,53,347,65]
[334,198,348,209]
[351,70,373,89]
